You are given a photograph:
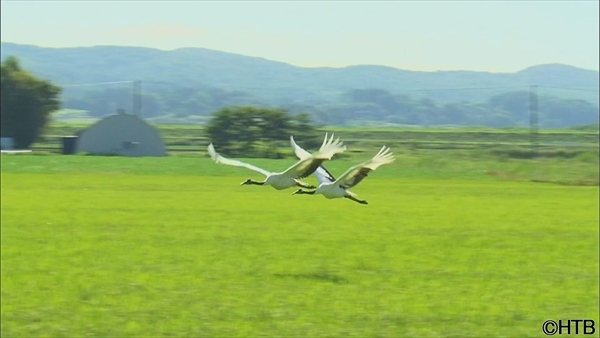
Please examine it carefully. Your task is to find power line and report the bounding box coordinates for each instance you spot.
[56,81,599,94]
[59,81,529,92]
[393,85,528,92]
[59,80,135,88]
[142,80,173,85]
[538,85,599,93]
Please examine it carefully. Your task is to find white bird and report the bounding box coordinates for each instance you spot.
[290,137,394,204]
[207,133,347,190]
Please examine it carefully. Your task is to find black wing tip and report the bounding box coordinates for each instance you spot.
[320,165,336,182]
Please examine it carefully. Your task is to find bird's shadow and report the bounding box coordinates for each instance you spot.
[273,271,348,284]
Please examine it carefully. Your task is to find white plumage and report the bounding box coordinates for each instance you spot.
[290,136,394,204]
[207,133,346,190]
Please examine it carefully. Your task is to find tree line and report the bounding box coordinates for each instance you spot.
[61,86,599,129]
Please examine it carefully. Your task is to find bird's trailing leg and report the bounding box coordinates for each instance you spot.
[291,189,315,196]
[296,181,316,189]
[240,178,265,186]
[344,195,368,205]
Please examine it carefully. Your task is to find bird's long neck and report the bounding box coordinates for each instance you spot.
[298,189,315,195]
[248,179,265,185]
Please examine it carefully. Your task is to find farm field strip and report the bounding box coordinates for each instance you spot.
[1,156,598,337]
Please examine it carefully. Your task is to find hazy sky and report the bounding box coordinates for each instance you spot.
[1,1,598,72]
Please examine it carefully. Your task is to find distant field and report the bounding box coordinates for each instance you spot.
[35,122,599,154]
[31,123,599,185]
[1,155,599,337]
[23,122,600,187]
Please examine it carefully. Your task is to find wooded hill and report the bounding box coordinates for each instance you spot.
[2,42,598,128]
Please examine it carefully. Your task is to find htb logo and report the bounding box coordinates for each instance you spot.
[542,319,596,336]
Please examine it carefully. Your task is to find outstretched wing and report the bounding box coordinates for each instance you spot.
[281,133,346,180]
[290,134,336,185]
[207,143,271,177]
[290,135,312,160]
[334,146,394,189]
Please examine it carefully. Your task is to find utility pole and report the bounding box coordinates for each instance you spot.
[529,85,538,158]
[133,80,142,117]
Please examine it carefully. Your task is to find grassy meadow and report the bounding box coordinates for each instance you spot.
[2,123,599,337]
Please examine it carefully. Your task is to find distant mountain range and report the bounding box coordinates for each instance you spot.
[2,42,598,104]
[1,42,598,128]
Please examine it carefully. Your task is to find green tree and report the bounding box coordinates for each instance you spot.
[206,106,319,158]
[1,56,61,148]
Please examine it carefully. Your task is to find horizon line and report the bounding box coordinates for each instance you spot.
[2,41,599,74]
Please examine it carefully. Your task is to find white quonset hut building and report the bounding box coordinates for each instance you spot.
[76,113,166,157]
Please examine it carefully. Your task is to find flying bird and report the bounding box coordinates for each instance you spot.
[207,133,346,190]
[290,138,394,204]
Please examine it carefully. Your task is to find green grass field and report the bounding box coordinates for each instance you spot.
[1,154,598,337]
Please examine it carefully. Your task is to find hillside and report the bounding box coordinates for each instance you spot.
[1,42,599,127]
[2,42,598,102]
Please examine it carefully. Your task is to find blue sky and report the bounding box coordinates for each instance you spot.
[1,1,598,72]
